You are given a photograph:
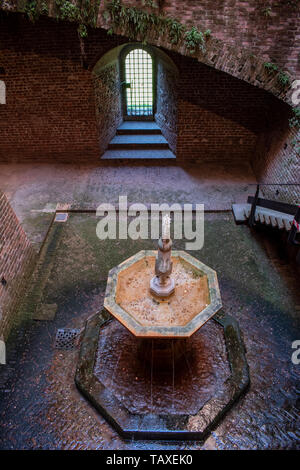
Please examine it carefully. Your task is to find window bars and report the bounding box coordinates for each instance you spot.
[125,49,153,117]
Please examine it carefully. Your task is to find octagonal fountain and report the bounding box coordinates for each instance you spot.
[75,216,250,440]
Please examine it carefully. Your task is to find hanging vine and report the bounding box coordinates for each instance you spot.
[22,0,211,50]
[104,0,211,53]
[23,0,101,37]
[55,0,101,37]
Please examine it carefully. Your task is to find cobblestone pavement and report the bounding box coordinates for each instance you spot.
[0,213,299,450]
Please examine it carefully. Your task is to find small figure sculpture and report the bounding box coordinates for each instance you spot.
[150,214,175,298]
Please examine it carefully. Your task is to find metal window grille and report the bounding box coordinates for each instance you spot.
[125,49,153,117]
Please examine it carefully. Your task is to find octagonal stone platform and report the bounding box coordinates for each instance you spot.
[75,310,250,440]
[104,250,222,338]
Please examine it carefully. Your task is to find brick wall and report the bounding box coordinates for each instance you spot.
[172,53,283,164]
[252,103,300,204]
[0,190,37,341]
[155,55,178,154]
[0,13,271,165]
[94,62,122,156]
[118,0,300,76]
[0,13,126,162]
[0,12,298,202]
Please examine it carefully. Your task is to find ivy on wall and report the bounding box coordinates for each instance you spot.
[21,0,210,49]
[23,0,101,37]
[263,62,291,88]
[104,0,211,54]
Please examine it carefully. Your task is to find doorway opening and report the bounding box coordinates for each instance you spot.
[121,46,155,121]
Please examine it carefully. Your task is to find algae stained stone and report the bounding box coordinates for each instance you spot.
[104,250,222,338]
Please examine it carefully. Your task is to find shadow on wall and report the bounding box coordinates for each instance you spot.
[252,104,300,204]
[155,49,179,155]
[92,44,179,156]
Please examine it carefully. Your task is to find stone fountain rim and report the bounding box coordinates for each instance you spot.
[104,250,222,338]
[75,309,250,441]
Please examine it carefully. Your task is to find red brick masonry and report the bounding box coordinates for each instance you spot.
[0,191,36,340]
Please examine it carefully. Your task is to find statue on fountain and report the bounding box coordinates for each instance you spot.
[150,214,175,298]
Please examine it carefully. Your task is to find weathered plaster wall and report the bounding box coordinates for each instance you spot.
[0,190,37,340]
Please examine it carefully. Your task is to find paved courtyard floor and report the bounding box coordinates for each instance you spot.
[0,161,256,249]
[0,213,299,450]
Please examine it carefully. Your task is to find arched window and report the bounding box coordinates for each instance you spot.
[121,47,154,119]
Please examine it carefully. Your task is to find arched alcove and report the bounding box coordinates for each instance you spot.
[92,44,179,156]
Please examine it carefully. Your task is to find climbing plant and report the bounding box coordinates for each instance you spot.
[55,0,80,21]
[23,0,100,36]
[104,0,210,54]
[22,0,210,50]
[24,0,40,22]
[185,27,205,53]
[264,62,291,88]
[277,70,291,87]
[55,0,100,36]
[263,62,279,72]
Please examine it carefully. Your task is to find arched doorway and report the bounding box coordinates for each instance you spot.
[120,46,155,121]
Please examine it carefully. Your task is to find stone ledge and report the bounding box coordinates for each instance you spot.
[75,308,250,440]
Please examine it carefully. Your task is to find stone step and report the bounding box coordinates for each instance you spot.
[108,134,169,150]
[101,149,176,160]
[117,121,161,135]
[232,203,294,231]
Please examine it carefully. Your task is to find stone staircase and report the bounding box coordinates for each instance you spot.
[232,203,295,231]
[102,121,176,160]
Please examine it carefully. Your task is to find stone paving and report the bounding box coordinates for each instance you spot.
[0,161,256,249]
[0,213,299,450]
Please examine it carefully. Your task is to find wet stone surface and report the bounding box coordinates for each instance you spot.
[94,319,230,416]
[0,212,299,449]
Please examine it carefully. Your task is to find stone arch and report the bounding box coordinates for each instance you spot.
[95,18,296,107]
[92,43,179,155]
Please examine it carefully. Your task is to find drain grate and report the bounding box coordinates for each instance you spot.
[54,328,80,350]
[54,212,68,222]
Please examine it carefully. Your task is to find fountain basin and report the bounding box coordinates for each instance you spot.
[104,250,222,338]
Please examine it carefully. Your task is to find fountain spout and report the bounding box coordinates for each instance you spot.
[150,215,175,298]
